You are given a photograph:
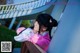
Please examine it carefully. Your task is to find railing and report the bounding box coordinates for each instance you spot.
[0,0,52,19]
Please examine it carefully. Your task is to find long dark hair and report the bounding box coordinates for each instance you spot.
[36,14,58,39]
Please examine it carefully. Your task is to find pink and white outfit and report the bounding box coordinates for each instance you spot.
[14,27,51,51]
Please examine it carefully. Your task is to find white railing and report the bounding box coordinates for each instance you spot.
[0,0,52,19]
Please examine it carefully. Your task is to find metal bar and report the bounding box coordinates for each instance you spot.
[8,17,16,29]
[16,20,22,30]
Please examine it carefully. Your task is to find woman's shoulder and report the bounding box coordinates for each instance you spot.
[41,31,49,36]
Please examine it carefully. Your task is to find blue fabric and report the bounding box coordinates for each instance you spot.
[48,0,80,53]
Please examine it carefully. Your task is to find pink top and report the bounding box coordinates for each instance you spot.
[29,33,51,51]
[16,27,51,51]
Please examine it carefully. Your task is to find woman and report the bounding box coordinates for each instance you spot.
[14,13,58,53]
